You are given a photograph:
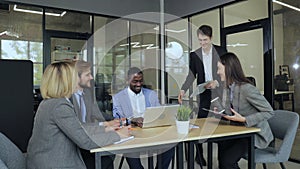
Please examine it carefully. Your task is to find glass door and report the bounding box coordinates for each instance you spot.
[221,19,273,104]
[226,29,264,92]
[50,37,87,62]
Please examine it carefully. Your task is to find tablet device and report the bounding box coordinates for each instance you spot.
[202,108,225,115]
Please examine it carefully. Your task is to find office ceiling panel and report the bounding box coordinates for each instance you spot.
[5,0,240,23]
[165,0,241,18]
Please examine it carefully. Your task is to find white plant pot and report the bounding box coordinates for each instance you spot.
[176,120,190,135]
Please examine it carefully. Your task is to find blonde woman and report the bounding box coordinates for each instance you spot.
[27,61,130,169]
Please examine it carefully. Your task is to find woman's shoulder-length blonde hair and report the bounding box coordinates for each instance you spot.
[40,61,77,99]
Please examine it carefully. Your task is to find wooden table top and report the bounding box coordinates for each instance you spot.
[91,118,260,153]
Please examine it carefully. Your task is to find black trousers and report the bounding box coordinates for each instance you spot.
[198,89,211,118]
[194,89,211,163]
[217,137,248,169]
[80,149,115,169]
[126,147,175,169]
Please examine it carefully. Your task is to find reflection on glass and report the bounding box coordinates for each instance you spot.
[273,0,300,160]
[224,0,268,27]
[165,19,189,98]
[50,38,86,62]
[46,9,91,33]
[227,29,264,91]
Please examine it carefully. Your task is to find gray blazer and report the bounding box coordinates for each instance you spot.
[72,88,107,123]
[223,83,274,149]
[27,98,120,169]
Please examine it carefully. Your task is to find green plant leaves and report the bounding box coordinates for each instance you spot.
[176,105,192,121]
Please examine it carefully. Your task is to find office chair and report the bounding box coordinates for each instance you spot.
[245,110,299,169]
[0,159,8,169]
[246,76,256,86]
[0,132,26,169]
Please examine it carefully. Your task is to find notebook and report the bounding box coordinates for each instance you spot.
[142,104,180,128]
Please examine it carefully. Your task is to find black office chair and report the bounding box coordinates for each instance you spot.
[274,74,293,110]
[246,76,256,87]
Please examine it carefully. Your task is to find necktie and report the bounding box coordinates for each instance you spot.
[78,93,86,123]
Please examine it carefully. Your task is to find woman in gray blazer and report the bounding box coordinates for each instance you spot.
[26,61,130,169]
[215,52,274,169]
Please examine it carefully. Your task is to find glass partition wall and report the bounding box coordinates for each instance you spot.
[0,4,43,85]
[273,0,300,161]
[1,0,300,163]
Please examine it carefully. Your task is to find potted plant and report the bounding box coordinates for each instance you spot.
[176,105,192,134]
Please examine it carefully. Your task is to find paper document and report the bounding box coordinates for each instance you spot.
[114,136,135,144]
[189,124,200,129]
[190,81,210,98]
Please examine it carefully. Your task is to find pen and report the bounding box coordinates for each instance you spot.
[116,113,122,127]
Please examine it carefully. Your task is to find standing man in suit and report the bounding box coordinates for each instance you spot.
[113,67,175,169]
[73,60,120,169]
[178,25,227,166]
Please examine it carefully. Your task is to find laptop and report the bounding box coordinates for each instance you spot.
[142,104,180,128]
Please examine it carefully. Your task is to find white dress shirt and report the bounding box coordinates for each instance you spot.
[127,87,146,117]
[202,46,213,82]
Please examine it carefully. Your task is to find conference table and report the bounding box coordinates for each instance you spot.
[91,118,260,169]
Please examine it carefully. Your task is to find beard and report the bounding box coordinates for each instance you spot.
[78,81,90,89]
[132,86,141,94]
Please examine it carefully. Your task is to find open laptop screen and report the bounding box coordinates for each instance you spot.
[142,104,180,128]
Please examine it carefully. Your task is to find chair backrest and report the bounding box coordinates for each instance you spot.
[246,76,256,86]
[268,110,299,161]
[0,159,8,169]
[0,132,26,169]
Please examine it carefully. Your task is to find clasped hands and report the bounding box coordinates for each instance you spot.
[104,119,132,139]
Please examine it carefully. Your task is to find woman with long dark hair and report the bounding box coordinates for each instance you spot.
[216,52,274,169]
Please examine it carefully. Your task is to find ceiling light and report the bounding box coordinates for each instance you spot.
[0,31,20,38]
[273,0,300,12]
[119,42,158,49]
[154,26,186,33]
[227,43,248,48]
[13,5,66,17]
[119,42,140,47]
[293,63,299,70]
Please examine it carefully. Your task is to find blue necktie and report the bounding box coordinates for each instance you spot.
[78,93,86,123]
